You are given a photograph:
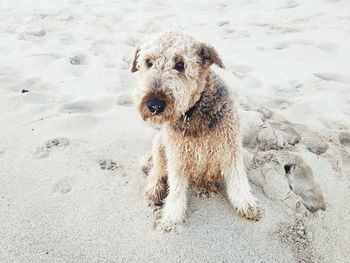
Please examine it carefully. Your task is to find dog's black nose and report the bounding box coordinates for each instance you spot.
[147,99,166,114]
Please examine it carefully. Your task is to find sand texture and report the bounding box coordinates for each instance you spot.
[0,0,350,262]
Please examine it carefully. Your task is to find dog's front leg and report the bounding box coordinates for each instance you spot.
[224,148,263,221]
[145,135,168,206]
[156,160,188,231]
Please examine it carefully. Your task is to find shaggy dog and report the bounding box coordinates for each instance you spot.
[131,31,262,231]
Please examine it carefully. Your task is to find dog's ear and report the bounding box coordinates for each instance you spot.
[197,43,224,68]
[131,46,141,73]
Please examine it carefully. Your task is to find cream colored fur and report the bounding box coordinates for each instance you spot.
[132,31,262,231]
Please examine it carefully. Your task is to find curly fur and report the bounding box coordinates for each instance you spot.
[132,31,262,231]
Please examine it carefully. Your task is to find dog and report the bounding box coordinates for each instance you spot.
[131,31,262,231]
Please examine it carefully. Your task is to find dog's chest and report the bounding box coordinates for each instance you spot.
[184,147,223,185]
[168,132,234,183]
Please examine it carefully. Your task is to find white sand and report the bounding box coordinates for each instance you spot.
[1,0,350,262]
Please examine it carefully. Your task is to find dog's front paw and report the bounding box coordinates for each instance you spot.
[153,215,178,232]
[239,204,263,221]
[153,209,185,233]
[154,210,180,232]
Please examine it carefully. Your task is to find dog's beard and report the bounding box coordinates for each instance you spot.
[138,90,175,125]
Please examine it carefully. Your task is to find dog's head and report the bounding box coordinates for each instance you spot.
[131,31,224,125]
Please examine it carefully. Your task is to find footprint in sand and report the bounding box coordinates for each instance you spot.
[217,2,228,9]
[273,42,290,50]
[260,39,336,52]
[278,0,301,9]
[61,101,96,114]
[60,100,115,114]
[339,132,350,148]
[217,20,230,27]
[272,82,302,98]
[223,27,236,34]
[99,159,119,170]
[241,106,271,120]
[18,29,46,40]
[34,138,70,159]
[339,132,350,178]
[340,149,350,179]
[263,98,292,111]
[314,72,350,84]
[253,24,300,38]
[69,54,87,65]
[121,56,132,70]
[52,177,74,194]
[284,154,326,212]
[59,15,75,22]
[61,98,121,115]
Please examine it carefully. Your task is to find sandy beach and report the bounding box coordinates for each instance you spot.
[0,0,350,262]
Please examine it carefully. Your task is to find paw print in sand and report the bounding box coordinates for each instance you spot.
[99,159,119,170]
[34,138,69,159]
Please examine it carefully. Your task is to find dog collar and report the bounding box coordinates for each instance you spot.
[181,93,203,136]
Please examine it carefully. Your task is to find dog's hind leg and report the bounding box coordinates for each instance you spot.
[144,134,168,206]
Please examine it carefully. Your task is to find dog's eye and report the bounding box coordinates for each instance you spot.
[174,61,184,72]
[146,59,153,68]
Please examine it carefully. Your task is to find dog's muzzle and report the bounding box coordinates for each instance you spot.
[147,99,166,114]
